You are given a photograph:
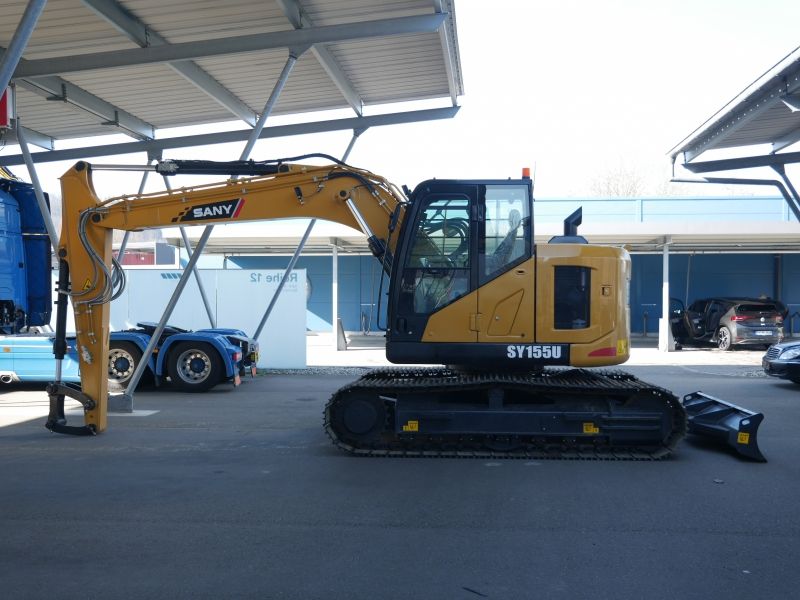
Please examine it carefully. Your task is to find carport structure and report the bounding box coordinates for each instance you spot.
[665,44,800,351]
[0,0,461,155]
[0,0,463,403]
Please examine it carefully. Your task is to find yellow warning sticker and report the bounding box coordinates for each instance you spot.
[737,432,750,445]
[82,278,92,291]
[583,422,600,434]
[402,420,419,432]
[617,339,628,355]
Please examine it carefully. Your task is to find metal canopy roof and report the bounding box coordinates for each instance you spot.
[0,0,462,157]
[670,44,800,163]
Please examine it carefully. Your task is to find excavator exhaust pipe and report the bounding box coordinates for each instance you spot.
[682,391,766,462]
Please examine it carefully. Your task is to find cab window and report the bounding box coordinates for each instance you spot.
[401,196,471,314]
[479,184,530,284]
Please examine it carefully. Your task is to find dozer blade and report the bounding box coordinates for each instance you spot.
[682,391,766,462]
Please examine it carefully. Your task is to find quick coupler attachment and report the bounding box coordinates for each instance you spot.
[682,391,766,462]
[45,382,97,436]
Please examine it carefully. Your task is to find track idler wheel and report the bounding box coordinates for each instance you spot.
[327,392,388,448]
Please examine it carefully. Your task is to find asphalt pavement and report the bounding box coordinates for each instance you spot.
[1,336,798,600]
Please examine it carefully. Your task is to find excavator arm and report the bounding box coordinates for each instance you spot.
[52,158,406,433]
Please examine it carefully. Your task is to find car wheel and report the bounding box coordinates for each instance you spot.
[108,341,146,391]
[167,341,223,392]
[717,326,732,351]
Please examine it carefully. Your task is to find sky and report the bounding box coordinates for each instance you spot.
[9,0,800,202]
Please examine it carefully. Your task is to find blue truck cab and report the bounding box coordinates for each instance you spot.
[0,171,51,333]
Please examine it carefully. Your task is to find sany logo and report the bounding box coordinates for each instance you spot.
[171,198,245,222]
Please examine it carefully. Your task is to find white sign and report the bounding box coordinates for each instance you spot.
[53,269,307,368]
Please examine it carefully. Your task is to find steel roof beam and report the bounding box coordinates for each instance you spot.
[433,0,460,105]
[17,125,53,150]
[10,14,447,78]
[1,122,54,150]
[81,0,257,126]
[772,129,800,153]
[0,106,458,165]
[276,0,362,116]
[16,74,155,140]
[681,150,800,173]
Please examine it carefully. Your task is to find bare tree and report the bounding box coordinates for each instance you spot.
[591,163,645,197]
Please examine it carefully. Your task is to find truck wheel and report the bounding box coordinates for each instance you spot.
[717,326,732,351]
[167,341,223,392]
[108,342,144,391]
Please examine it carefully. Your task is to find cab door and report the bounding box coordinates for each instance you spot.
[390,183,478,343]
[476,182,534,343]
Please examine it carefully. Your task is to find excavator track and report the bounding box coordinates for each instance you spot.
[324,367,687,460]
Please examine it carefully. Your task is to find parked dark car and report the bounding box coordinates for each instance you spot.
[763,341,800,384]
[670,297,786,351]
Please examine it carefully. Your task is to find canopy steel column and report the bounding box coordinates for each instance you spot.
[658,237,674,352]
[251,128,365,341]
[771,164,800,220]
[112,227,215,411]
[16,121,59,253]
[252,222,315,340]
[332,242,339,349]
[0,0,47,94]
[177,227,216,327]
[239,51,303,160]
[341,129,364,162]
[116,164,152,261]
[117,155,215,329]
[117,50,303,408]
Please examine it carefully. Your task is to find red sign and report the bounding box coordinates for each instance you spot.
[0,89,9,129]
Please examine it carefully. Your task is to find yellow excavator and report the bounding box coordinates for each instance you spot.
[47,154,753,459]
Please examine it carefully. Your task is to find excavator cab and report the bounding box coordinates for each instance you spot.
[385,177,631,369]
[388,179,532,359]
